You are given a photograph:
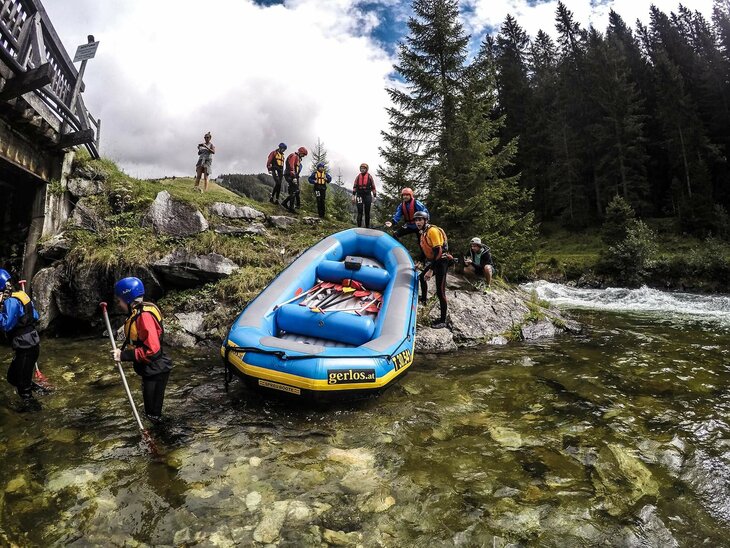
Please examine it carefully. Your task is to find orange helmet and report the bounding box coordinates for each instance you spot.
[298,147,308,156]
[401,187,414,198]
[359,163,369,171]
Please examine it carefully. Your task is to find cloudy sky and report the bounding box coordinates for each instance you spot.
[45,0,713,181]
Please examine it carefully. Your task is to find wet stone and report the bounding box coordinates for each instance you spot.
[253,501,289,544]
[322,528,363,547]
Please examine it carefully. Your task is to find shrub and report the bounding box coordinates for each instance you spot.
[599,220,657,286]
[601,195,635,245]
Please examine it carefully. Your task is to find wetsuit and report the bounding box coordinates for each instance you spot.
[0,291,40,399]
[419,225,449,324]
[267,149,286,202]
[120,301,173,419]
[308,169,332,218]
[282,153,303,212]
[352,173,376,228]
[392,198,429,241]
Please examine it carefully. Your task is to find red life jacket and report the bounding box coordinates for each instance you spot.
[285,153,300,175]
[353,173,374,193]
[400,199,416,223]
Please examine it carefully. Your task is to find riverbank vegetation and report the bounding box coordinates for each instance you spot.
[376,0,730,290]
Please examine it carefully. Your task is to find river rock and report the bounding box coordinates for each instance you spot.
[31,263,64,331]
[175,311,206,338]
[245,491,262,512]
[322,529,362,547]
[521,320,558,340]
[286,500,313,524]
[269,215,298,229]
[145,190,209,236]
[637,505,678,547]
[214,223,268,237]
[71,197,106,232]
[326,447,375,469]
[488,335,509,345]
[5,474,29,495]
[153,250,238,287]
[253,501,289,544]
[209,202,265,220]
[362,493,396,513]
[67,178,105,198]
[38,232,71,261]
[415,327,457,353]
[165,328,197,349]
[592,443,659,516]
[429,288,529,342]
[340,468,379,495]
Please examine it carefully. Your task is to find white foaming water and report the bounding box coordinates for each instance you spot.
[521,281,730,324]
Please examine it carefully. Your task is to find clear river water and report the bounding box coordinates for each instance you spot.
[1,283,729,546]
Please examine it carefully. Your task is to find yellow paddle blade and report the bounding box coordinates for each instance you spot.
[342,287,355,293]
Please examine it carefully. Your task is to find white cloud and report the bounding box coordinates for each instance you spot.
[44,0,395,181]
[464,0,714,39]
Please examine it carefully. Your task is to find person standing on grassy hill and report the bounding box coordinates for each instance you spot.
[111,277,172,423]
[463,237,493,291]
[194,132,215,192]
[385,187,429,243]
[352,163,377,228]
[308,162,332,218]
[282,146,308,213]
[267,142,287,204]
[0,269,41,407]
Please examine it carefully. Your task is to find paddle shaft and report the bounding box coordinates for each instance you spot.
[100,304,146,433]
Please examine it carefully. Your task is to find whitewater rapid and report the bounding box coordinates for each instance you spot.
[522,281,730,324]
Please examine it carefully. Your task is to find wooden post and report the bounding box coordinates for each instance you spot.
[67,34,95,110]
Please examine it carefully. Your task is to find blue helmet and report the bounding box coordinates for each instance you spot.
[278,142,287,150]
[0,268,11,288]
[317,162,325,169]
[114,277,145,304]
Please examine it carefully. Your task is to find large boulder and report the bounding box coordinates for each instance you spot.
[38,232,71,261]
[144,191,208,236]
[428,288,529,342]
[268,216,298,229]
[214,223,268,237]
[72,163,107,182]
[71,198,106,232]
[30,264,64,331]
[415,327,457,354]
[152,250,238,287]
[209,202,265,221]
[67,178,105,198]
[521,319,558,340]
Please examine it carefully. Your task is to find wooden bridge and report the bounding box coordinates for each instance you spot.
[0,0,100,280]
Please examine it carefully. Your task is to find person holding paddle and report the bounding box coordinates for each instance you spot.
[111,277,172,423]
[0,269,41,404]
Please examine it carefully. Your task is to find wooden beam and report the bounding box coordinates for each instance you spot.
[0,63,53,101]
[58,128,94,148]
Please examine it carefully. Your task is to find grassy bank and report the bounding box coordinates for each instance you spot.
[535,221,730,291]
[60,155,349,332]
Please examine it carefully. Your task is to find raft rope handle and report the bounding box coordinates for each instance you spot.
[224,344,397,362]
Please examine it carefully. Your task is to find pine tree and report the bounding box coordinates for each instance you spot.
[380,0,469,198]
[585,28,649,211]
[330,170,354,223]
[429,56,537,277]
[300,138,329,215]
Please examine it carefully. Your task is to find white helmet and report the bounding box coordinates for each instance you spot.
[470,237,482,245]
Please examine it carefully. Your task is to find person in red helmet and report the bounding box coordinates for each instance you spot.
[282,146,308,213]
[352,163,377,228]
[385,187,429,242]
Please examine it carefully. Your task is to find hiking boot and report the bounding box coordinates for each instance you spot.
[269,196,275,203]
[419,298,428,306]
[432,321,447,329]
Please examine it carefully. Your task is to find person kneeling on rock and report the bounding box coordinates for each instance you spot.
[0,269,41,405]
[463,237,493,292]
[415,211,450,330]
[111,277,172,423]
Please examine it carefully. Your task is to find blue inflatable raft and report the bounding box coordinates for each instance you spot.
[221,228,418,400]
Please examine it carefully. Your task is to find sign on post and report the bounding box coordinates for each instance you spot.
[73,42,99,63]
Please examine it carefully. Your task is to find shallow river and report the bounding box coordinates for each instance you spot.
[1,284,730,546]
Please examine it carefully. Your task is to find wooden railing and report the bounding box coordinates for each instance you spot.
[0,0,99,158]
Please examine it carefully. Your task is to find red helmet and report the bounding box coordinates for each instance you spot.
[359,163,369,171]
[401,187,414,198]
[298,147,308,156]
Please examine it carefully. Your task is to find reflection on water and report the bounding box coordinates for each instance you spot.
[1,306,729,545]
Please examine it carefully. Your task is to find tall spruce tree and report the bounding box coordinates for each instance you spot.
[380,0,468,198]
